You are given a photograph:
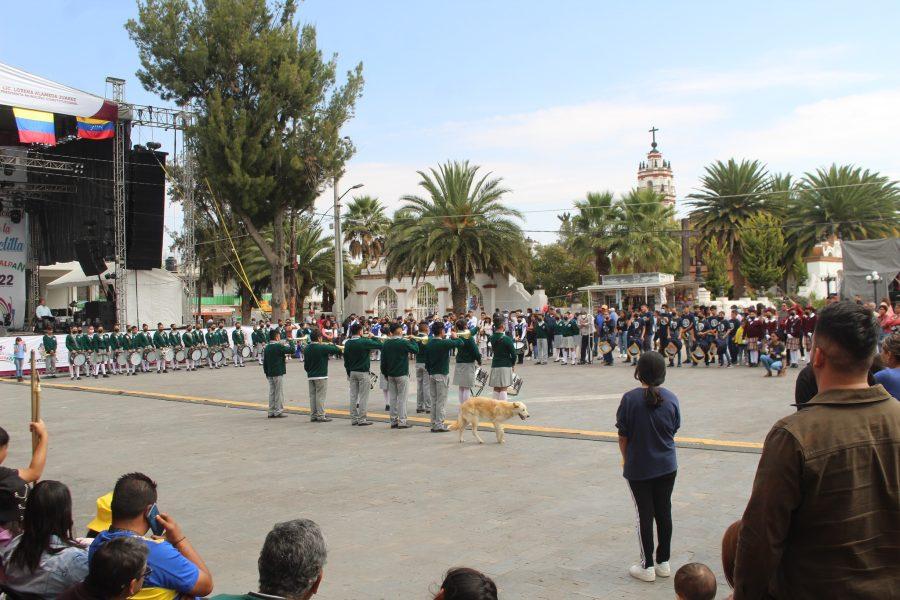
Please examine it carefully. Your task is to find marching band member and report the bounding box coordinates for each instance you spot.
[714,310,733,367]
[232,323,246,368]
[654,311,673,367]
[138,324,152,373]
[342,323,384,427]
[302,329,343,422]
[414,322,432,414]
[487,318,517,402]
[625,312,643,364]
[787,309,804,368]
[122,326,135,376]
[182,324,197,371]
[65,325,81,380]
[802,305,816,362]
[191,325,204,368]
[78,326,93,376]
[205,323,219,369]
[380,324,420,428]
[152,323,168,374]
[452,319,482,406]
[534,313,549,365]
[41,326,58,378]
[262,329,295,419]
[600,312,617,366]
[168,324,183,371]
[552,311,564,363]
[639,305,655,352]
[108,325,123,375]
[423,321,464,433]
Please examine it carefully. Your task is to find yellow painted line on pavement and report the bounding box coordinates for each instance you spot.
[1,379,763,451]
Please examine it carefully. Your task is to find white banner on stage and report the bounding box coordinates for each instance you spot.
[0,212,27,330]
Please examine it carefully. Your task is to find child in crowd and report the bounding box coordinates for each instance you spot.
[13,337,26,381]
[674,563,717,600]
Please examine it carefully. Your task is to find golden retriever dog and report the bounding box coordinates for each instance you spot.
[449,397,530,444]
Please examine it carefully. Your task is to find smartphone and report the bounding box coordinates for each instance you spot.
[146,503,165,536]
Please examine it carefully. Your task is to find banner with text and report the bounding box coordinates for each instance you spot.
[0,212,27,330]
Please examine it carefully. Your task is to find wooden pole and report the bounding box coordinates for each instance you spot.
[30,350,41,452]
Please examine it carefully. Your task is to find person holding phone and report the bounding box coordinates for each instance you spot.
[89,473,214,600]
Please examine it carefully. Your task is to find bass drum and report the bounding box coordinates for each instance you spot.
[200,346,210,360]
[224,346,235,359]
[212,349,224,364]
[240,345,251,358]
[72,352,87,367]
[145,349,159,363]
[174,349,186,362]
[190,348,202,361]
[162,348,175,361]
[115,352,129,367]
[128,351,143,366]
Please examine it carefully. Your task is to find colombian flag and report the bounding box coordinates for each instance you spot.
[12,108,56,145]
[76,117,115,140]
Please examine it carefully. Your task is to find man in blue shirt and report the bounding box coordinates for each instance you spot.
[594,308,605,358]
[89,473,213,600]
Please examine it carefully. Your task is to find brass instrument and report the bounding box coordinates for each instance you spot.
[405,335,430,344]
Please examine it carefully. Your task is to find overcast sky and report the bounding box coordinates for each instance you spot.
[3,0,899,249]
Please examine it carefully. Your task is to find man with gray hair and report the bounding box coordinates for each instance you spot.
[211,519,326,600]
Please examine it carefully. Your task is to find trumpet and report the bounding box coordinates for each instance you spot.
[405,335,430,344]
[334,344,345,352]
[295,335,310,343]
[454,329,473,339]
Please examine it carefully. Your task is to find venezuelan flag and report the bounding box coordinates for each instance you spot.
[76,117,115,140]
[12,108,56,145]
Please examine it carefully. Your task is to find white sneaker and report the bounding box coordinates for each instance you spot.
[654,562,671,577]
[629,564,656,582]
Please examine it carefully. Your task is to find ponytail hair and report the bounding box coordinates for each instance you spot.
[634,351,667,409]
[437,567,498,600]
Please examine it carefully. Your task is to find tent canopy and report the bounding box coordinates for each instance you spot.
[0,61,118,120]
[840,238,900,301]
[46,262,112,289]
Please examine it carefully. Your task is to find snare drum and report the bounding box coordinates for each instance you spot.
[200,346,210,359]
[116,352,129,367]
[72,352,87,367]
[240,345,251,358]
[664,342,677,357]
[174,349,186,362]
[190,348,202,361]
[212,349,224,364]
[128,351,142,366]
[162,348,175,362]
[692,346,706,361]
[144,349,159,363]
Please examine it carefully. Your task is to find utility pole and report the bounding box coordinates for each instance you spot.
[332,179,363,326]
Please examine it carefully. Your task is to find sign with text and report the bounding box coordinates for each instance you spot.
[0,212,27,329]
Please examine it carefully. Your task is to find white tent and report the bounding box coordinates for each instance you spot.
[47,263,188,326]
[0,61,119,120]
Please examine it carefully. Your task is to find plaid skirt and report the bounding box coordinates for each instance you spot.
[747,338,759,351]
[786,337,801,351]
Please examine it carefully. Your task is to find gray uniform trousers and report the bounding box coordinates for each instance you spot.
[535,338,548,363]
[267,375,284,416]
[388,375,410,425]
[415,363,431,411]
[428,373,450,430]
[348,370,370,424]
[45,353,57,375]
[308,379,328,420]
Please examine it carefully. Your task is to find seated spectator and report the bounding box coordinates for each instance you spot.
[673,563,717,600]
[734,301,900,598]
[0,480,88,599]
[0,420,48,545]
[60,536,149,600]
[89,473,213,599]
[874,332,899,399]
[85,492,113,538]
[433,567,498,600]
[210,519,325,600]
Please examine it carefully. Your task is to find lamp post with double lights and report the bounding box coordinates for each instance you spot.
[865,271,882,305]
[333,180,363,329]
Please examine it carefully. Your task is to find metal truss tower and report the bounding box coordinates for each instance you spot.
[106,76,128,327]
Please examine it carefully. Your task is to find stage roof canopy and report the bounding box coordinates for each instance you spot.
[0,61,118,120]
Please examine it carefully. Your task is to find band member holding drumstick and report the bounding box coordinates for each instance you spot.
[232,323,247,368]
[65,325,81,380]
[152,323,168,374]
[452,319,482,406]
[487,318,517,401]
[379,324,420,428]
[41,326,57,378]
[181,324,197,372]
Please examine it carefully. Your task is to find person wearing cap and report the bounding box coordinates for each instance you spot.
[0,420,48,544]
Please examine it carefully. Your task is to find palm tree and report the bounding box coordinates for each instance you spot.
[688,158,771,296]
[385,160,529,313]
[611,188,680,273]
[570,191,619,281]
[786,164,900,257]
[342,195,390,267]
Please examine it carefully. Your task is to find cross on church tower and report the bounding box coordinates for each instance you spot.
[649,126,659,150]
[637,126,675,207]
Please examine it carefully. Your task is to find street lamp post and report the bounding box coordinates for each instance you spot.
[865,271,882,305]
[332,179,363,329]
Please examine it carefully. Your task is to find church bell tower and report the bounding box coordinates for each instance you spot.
[637,126,676,207]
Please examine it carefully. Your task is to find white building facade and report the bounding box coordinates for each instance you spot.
[344,259,546,318]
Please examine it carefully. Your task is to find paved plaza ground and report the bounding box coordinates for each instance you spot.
[1,355,805,599]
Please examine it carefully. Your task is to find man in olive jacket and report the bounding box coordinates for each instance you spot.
[263,330,295,419]
[302,329,342,422]
[734,301,900,599]
[380,324,421,429]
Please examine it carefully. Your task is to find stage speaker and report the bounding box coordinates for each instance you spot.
[126,149,166,269]
[74,239,108,276]
[84,301,116,330]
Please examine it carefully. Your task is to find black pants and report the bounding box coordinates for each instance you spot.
[579,335,591,363]
[628,470,676,568]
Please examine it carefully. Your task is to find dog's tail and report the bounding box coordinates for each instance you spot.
[448,412,463,430]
